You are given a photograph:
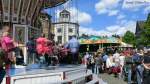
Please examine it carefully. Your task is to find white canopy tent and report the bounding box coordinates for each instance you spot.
[120,42,133,47]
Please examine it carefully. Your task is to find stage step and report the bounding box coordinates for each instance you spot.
[1,65,104,84]
[59,70,92,84]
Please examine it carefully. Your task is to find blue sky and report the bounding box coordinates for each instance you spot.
[45,0,150,36]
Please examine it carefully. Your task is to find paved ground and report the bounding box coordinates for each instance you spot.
[100,73,127,84]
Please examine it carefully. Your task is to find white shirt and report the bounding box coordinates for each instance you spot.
[106,57,114,68]
[119,56,125,67]
[113,53,120,63]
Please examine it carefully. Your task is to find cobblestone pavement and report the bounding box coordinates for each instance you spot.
[100,73,127,84]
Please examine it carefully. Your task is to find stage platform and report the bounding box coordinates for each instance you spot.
[2,64,106,84]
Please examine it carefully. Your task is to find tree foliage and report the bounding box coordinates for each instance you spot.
[122,31,136,46]
[136,14,150,46]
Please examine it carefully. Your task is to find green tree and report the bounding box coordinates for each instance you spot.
[137,14,150,46]
[122,31,136,46]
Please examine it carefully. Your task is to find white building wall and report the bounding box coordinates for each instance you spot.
[53,23,79,44]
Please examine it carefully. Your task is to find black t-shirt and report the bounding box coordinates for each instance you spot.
[144,56,150,63]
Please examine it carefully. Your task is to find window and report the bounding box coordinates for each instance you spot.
[13,17,17,21]
[5,16,8,20]
[69,28,73,33]
[58,36,62,43]
[69,36,72,40]
[57,28,62,33]
[64,14,69,18]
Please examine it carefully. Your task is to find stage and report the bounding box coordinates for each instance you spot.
[2,64,106,84]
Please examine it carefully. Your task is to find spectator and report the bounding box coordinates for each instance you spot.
[106,54,114,73]
[98,53,104,73]
[89,53,95,73]
[133,50,144,84]
[102,53,108,71]
[125,53,133,84]
[143,51,150,84]
[83,52,90,67]
[119,52,125,79]
[94,55,101,75]
[113,51,120,66]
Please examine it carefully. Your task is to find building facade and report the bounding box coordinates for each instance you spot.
[53,10,79,44]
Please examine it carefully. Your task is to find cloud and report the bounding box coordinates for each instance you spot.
[144,6,150,14]
[108,20,136,35]
[79,20,136,36]
[106,25,126,35]
[108,10,119,16]
[79,26,111,36]
[68,7,92,24]
[55,7,92,24]
[117,14,126,20]
[78,11,92,24]
[124,20,136,33]
[106,25,121,32]
[95,0,120,16]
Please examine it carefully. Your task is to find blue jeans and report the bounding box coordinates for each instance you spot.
[95,65,99,75]
[28,52,36,64]
[128,69,132,84]
[136,65,144,84]
[39,56,45,67]
[91,64,95,73]
[71,52,78,64]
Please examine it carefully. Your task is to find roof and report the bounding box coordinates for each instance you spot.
[52,22,79,26]
[43,0,69,8]
[60,9,70,14]
[137,21,145,29]
[135,21,145,34]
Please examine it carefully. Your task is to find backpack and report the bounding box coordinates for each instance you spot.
[133,55,143,64]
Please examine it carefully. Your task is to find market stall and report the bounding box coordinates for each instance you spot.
[79,36,121,52]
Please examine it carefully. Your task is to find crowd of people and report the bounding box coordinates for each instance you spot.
[0,26,80,83]
[82,48,150,84]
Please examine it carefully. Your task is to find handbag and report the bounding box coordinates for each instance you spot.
[112,66,121,73]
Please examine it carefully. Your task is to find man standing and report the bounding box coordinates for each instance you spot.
[143,51,150,84]
[65,36,80,64]
[125,53,134,84]
[26,37,36,64]
[102,53,108,71]
[133,50,144,84]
